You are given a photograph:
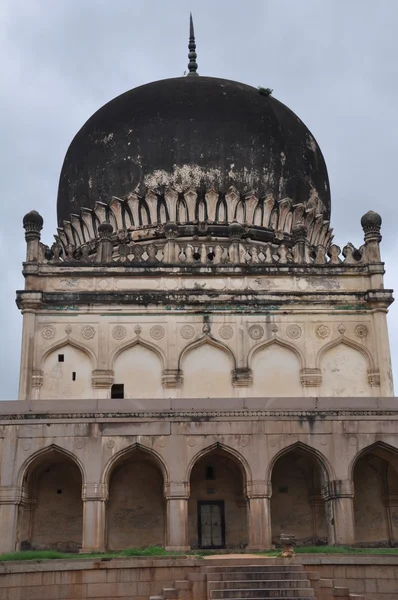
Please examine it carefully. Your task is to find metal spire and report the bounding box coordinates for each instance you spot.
[187,13,199,76]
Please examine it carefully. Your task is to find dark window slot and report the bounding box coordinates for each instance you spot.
[111,383,124,399]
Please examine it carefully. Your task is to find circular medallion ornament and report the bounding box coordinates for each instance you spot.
[75,439,85,449]
[112,325,127,340]
[82,326,95,340]
[150,325,165,340]
[316,325,330,339]
[355,324,368,338]
[180,325,195,340]
[286,324,302,339]
[219,325,234,340]
[248,324,264,340]
[42,326,55,339]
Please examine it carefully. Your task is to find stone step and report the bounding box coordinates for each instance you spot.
[207,571,308,581]
[209,580,311,590]
[210,588,315,599]
[210,595,314,600]
[204,565,305,573]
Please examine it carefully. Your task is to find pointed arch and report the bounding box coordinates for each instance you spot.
[178,335,236,370]
[248,335,305,370]
[110,336,166,370]
[186,441,251,487]
[39,336,96,369]
[316,335,375,371]
[18,443,86,488]
[102,442,169,487]
[349,441,398,481]
[267,441,334,483]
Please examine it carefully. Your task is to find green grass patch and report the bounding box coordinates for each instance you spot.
[297,545,398,554]
[0,545,178,562]
[2,544,398,562]
[261,545,398,556]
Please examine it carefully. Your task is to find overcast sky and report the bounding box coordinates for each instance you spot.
[0,0,397,399]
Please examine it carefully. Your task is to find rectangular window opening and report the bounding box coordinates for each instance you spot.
[111,383,124,399]
[58,354,64,362]
[72,372,76,381]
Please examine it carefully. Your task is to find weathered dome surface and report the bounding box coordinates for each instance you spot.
[57,76,330,225]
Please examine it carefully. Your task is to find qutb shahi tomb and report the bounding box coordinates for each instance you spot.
[1,17,398,600]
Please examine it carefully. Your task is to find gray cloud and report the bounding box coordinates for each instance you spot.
[1,0,397,398]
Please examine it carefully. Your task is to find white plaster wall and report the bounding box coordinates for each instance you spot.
[41,345,92,399]
[114,345,163,398]
[320,344,372,397]
[251,345,302,397]
[182,344,234,398]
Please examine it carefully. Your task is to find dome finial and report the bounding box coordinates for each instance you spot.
[187,13,199,76]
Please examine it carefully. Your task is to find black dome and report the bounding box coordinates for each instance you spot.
[57,76,330,225]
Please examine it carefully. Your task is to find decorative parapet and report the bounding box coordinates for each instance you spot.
[82,483,108,502]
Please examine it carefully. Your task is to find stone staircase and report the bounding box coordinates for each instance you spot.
[150,560,366,600]
[206,564,314,599]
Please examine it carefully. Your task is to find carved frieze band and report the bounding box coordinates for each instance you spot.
[1,410,397,422]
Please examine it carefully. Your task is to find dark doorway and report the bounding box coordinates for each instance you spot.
[198,501,225,549]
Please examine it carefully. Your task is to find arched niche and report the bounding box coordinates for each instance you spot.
[181,340,234,398]
[319,341,372,397]
[352,444,398,546]
[106,448,165,550]
[270,445,330,546]
[251,341,302,397]
[188,447,248,549]
[41,343,93,399]
[113,343,163,398]
[18,447,83,551]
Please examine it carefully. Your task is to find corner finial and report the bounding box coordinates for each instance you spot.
[187,13,199,76]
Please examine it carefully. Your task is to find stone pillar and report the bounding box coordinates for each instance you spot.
[17,292,42,401]
[97,223,114,262]
[323,480,355,546]
[23,210,43,263]
[0,486,24,553]
[165,482,190,551]
[246,481,272,550]
[81,483,108,552]
[372,309,394,396]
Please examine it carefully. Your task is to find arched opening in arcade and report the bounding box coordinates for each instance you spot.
[106,447,166,550]
[353,444,398,546]
[188,447,248,549]
[17,447,83,552]
[270,445,329,546]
